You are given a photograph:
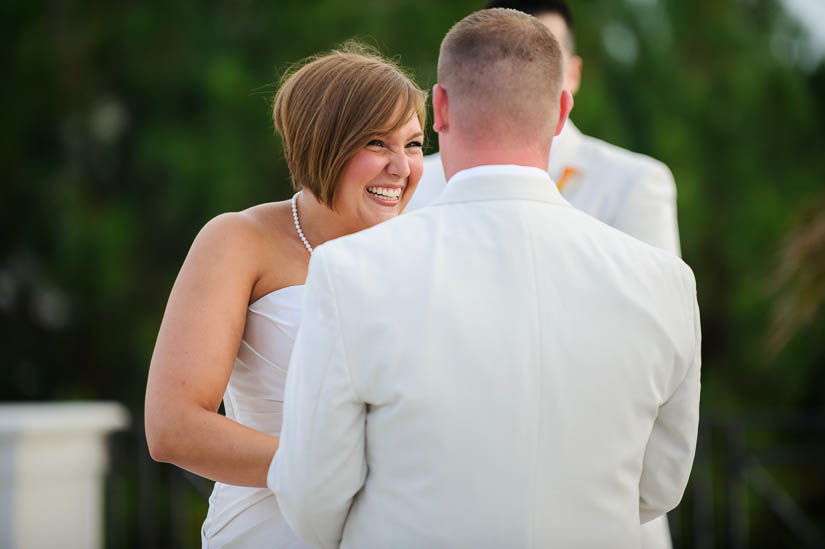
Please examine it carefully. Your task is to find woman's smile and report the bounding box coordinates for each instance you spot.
[365,185,405,205]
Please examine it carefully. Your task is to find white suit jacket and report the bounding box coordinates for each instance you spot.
[407,121,681,256]
[407,123,682,549]
[270,165,701,549]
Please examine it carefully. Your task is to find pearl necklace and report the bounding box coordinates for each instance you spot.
[291,191,313,254]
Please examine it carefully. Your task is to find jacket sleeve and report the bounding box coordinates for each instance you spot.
[639,268,701,523]
[613,162,682,257]
[267,248,367,547]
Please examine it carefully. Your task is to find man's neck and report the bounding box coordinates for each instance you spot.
[441,141,551,183]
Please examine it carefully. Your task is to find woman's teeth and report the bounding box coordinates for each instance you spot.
[366,186,402,200]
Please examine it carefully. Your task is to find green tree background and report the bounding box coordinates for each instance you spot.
[2,0,824,546]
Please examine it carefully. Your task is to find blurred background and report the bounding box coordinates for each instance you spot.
[2,0,824,547]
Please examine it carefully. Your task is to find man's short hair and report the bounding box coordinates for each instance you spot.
[484,0,576,53]
[438,8,563,145]
[273,42,427,208]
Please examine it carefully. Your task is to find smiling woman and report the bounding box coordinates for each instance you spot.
[143,42,427,548]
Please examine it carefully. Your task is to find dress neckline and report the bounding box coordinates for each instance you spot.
[249,284,305,307]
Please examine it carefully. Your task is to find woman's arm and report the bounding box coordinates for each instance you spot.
[145,212,278,487]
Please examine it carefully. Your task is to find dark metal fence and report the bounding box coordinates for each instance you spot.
[107,414,825,548]
[106,417,214,548]
[672,415,825,549]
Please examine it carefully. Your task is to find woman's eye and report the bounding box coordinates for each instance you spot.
[367,139,384,147]
[406,141,423,149]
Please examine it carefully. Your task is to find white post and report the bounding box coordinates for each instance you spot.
[0,402,130,549]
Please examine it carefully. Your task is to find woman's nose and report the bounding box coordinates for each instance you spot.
[386,149,411,179]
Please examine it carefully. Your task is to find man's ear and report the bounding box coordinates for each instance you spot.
[554,89,574,137]
[432,84,448,133]
[567,55,583,96]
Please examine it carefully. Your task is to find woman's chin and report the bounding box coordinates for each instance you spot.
[359,198,405,224]
[356,208,402,230]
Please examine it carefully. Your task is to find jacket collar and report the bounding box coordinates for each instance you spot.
[428,164,571,208]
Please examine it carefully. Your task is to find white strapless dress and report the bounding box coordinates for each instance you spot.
[201,285,309,549]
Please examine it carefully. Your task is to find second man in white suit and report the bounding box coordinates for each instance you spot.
[269,8,701,548]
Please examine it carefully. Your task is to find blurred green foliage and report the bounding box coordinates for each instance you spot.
[2,0,824,546]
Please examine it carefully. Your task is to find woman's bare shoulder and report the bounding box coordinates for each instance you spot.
[182,200,304,301]
[195,201,291,253]
[242,201,293,237]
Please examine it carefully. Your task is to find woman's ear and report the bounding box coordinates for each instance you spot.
[432,84,449,134]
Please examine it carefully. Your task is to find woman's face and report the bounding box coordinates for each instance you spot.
[334,112,424,231]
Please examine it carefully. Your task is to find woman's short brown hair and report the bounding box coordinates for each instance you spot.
[273,42,427,208]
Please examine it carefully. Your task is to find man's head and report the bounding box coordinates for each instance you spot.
[434,8,572,174]
[484,0,582,95]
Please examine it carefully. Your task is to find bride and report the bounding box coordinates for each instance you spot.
[144,43,427,547]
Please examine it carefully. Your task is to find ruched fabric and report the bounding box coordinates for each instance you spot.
[202,285,309,549]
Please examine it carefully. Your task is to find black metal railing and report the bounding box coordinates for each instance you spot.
[107,414,825,548]
[673,415,825,549]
